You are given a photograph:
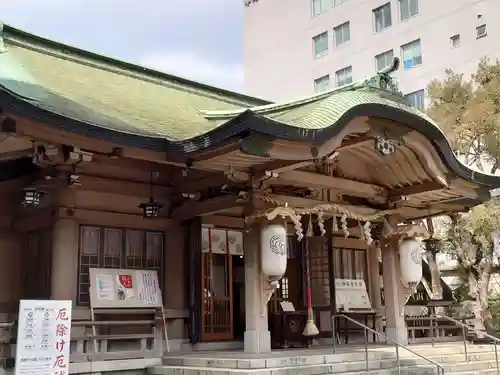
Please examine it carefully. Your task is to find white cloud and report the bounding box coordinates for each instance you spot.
[140,52,244,92]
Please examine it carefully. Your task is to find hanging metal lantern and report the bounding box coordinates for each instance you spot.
[424,238,441,253]
[138,197,162,218]
[22,187,43,207]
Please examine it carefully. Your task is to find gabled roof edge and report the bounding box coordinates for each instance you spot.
[2,87,500,190]
[0,21,271,107]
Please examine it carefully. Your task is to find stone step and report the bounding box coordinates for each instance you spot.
[148,362,442,375]
[152,343,499,375]
[161,344,497,370]
[451,369,500,375]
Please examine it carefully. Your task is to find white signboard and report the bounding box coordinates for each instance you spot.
[15,299,72,375]
[335,279,372,311]
[89,268,162,309]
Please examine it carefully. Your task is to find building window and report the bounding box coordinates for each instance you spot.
[405,89,425,110]
[334,22,350,47]
[476,24,487,39]
[312,0,331,17]
[334,0,348,5]
[373,3,392,32]
[450,34,460,47]
[335,66,352,87]
[375,49,394,72]
[309,238,330,306]
[280,277,289,299]
[399,0,418,21]
[333,248,368,282]
[78,226,164,305]
[401,39,422,70]
[313,31,328,58]
[314,74,331,93]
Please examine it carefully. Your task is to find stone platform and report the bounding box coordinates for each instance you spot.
[148,343,500,375]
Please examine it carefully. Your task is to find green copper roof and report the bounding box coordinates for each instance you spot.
[0,23,269,141]
[0,23,499,189]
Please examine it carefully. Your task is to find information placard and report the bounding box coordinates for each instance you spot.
[15,299,72,375]
[89,268,163,308]
[335,278,372,311]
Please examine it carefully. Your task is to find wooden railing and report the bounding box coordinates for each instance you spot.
[405,315,472,343]
[2,312,165,365]
[70,317,161,362]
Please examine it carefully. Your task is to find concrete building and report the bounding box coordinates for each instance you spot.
[243,0,500,107]
[1,20,500,375]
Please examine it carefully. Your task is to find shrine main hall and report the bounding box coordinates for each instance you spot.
[0,22,499,371]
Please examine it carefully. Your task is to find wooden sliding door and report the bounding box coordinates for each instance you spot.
[201,228,237,341]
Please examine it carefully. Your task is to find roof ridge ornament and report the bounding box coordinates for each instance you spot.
[357,57,403,96]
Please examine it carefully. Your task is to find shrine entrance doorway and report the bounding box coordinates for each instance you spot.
[200,227,244,342]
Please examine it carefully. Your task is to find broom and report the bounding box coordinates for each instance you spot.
[303,215,319,337]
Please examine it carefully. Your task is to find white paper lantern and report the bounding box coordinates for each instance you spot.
[261,223,287,278]
[398,238,423,286]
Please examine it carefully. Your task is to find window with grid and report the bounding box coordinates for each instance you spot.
[399,0,418,21]
[373,3,392,32]
[333,248,367,283]
[314,74,331,93]
[450,34,460,47]
[78,226,164,305]
[309,237,330,306]
[334,22,350,47]
[404,89,425,110]
[335,66,352,87]
[476,24,487,39]
[313,31,329,59]
[312,0,331,17]
[401,39,421,70]
[375,49,394,72]
[279,277,289,299]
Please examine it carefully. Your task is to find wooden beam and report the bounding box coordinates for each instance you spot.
[390,180,444,197]
[332,236,369,250]
[171,194,247,220]
[190,141,240,162]
[177,172,229,193]
[201,215,245,229]
[56,207,171,230]
[265,194,380,217]
[251,160,315,175]
[274,170,387,199]
[77,175,170,198]
[0,148,31,161]
[337,136,373,151]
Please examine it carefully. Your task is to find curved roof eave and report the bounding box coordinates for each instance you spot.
[2,88,500,190]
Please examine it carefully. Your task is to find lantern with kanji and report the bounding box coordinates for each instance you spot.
[261,223,287,279]
[398,238,423,286]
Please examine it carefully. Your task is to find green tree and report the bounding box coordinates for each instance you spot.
[445,202,500,332]
[427,58,500,333]
[427,57,500,173]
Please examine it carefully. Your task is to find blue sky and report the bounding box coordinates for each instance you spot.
[0,0,245,91]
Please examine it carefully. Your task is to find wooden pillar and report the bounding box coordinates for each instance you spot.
[243,223,271,353]
[51,189,79,304]
[368,244,382,331]
[163,221,187,344]
[382,240,408,344]
[51,217,79,303]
